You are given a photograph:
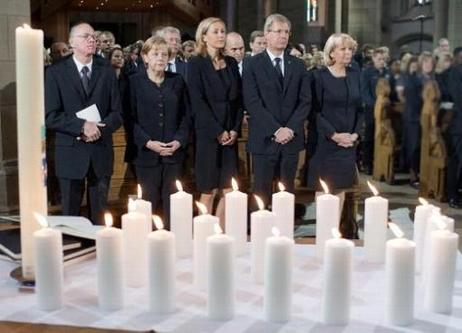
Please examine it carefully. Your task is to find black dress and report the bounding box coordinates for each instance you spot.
[307,66,362,191]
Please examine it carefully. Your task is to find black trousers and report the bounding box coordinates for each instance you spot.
[59,163,110,225]
[362,108,375,170]
[446,135,462,200]
[135,163,182,230]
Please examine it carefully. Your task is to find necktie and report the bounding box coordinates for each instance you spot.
[81,66,90,95]
[274,57,283,86]
[167,62,173,72]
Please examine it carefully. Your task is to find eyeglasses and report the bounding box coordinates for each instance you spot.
[268,29,291,36]
[73,33,96,41]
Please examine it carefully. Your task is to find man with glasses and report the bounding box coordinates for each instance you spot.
[243,13,310,206]
[45,22,122,225]
[156,26,187,78]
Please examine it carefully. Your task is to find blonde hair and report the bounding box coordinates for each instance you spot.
[195,17,226,57]
[323,33,358,66]
[418,51,435,72]
[141,36,171,58]
[435,51,453,74]
[263,13,291,33]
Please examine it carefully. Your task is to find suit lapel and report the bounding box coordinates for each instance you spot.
[87,60,102,98]
[283,55,294,96]
[261,52,283,92]
[65,57,87,102]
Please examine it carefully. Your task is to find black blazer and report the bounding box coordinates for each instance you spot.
[175,58,188,79]
[45,56,123,179]
[242,51,311,155]
[129,71,190,166]
[448,64,462,136]
[187,55,243,141]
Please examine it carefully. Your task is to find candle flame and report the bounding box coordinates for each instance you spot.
[214,223,223,235]
[152,215,164,230]
[137,184,142,199]
[231,177,239,191]
[176,180,183,192]
[278,182,285,192]
[319,179,329,194]
[104,212,113,228]
[33,212,48,228]
[388,222,404,238]
[128,198,136,212]
[272,227,280,237]
[254,195,265,210]
[367,181,379,196]
[419,197,429,205]
[331,228,341,239]
[195,201,208,215]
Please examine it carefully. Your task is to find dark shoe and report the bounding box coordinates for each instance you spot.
[448,198,462,209]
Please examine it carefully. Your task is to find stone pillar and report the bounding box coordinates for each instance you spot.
[448,0,462,50]
[433,0,449,48]
[257,0,275,28]
[347,0,382,46]
[226,0,237,32]
[335,0,342,33]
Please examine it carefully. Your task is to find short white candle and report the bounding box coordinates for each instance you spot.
[321,228,354,325]
[251,195,275,283]
[148,216,176,314]
[364,181,388,263]
[207,224,235,320]
[135,184,153,225]
[225,178,248,255]
[315,179,340,259]
[170,180,193,258]
[264,227,293,323]
[194,202,218,289]
[385,223,416,326]
[272,182,295,239]
[33,213,63,311]
[413,198,433,274]
[96,213,124,310]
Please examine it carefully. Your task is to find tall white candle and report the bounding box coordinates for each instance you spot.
[364,181,388,263]
[194,202,218,289]
[385,223,415,326]
[413,198,433,274]
[272,182,295,239]
[33,213,63,311]
[422,208,443,282]
[321,228,354,325]
[16,24,48,280]
[122,199,151,287]
[207,224,235,320]
[135,184,153,225]
[170,180,193,258]
[315,180,340,259]
[424,222,459,314]
[251,196,275,283]
[225,178,248,256]
[148,216,176,314]
[264,227,293,323]
[96,213,124,310]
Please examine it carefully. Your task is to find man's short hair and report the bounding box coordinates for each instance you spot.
[453,47,462,58]
[250,30,264,44]
[263,14,291,33]
[157,26,181,38]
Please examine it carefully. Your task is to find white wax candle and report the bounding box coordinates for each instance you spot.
[321,229,354,325]
[364,182,388,263]
[385,224,415,326]
[170,181,193,258]
[148,216,176,314]
[315,190,340,259]
[422,209,443,282]
[207,225,235,320]
[225,179,248,256]
[33,214,63,311]
[413,200,433,274]
[424,228,459,314]
[272,183,295,239]
[16,25,48,280]
[96,214,124,310]
[264,228,294,323]
[134,185,153,226]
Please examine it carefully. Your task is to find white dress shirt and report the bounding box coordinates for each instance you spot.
[266,49,284,76]
[73,55,93,79]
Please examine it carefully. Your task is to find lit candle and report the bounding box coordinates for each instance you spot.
[264,227,293,322]
[413,198,432,274]
[33,213,63,311]
[225,178,248,256]
[16,24,48,280]
[364,181,388,263]
[96,213,124,310]
[424,220,459,314]
[272,182,295,239]
[134,184,153,226]
[122,198,151,287]
[148,215,176,314]
[385,223,415,326]
[170,180,193,258]
[207,224,235,320]
[251,195,275,283]
[321,228,354,325]
[315,179,340,259]
[193,202,217,289]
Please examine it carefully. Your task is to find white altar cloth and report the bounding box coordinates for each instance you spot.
[1,244,461,333]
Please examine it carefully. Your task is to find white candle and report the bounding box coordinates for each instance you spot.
[422,208,443,282]
[148,216,176,314]
[264,227,293,323]
[16,24,48,280]
[413,198,433,274]
[251,196,275,283]
[225,178,248,255]
[33,213,63,311]
[207,224,235,320]
[135,184,153,225]
[315,180,340,259]
[424,222,459,314]
[96,213,124,310]
[364,181,388,263]
[321,228,354,325]
[122,199,151,287]
[170,180,193,258]
[272,182,295,239]
[194,202,218,289]
[385,223,415,326]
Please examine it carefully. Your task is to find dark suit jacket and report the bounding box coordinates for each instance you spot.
[242,51,311,155]
[45,56,123,179]
[187,55,243,141]
[448,64,462,136]
[174,58,188,79]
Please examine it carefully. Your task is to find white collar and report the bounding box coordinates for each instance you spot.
[266,49,284,63]
[73,55,93,74]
